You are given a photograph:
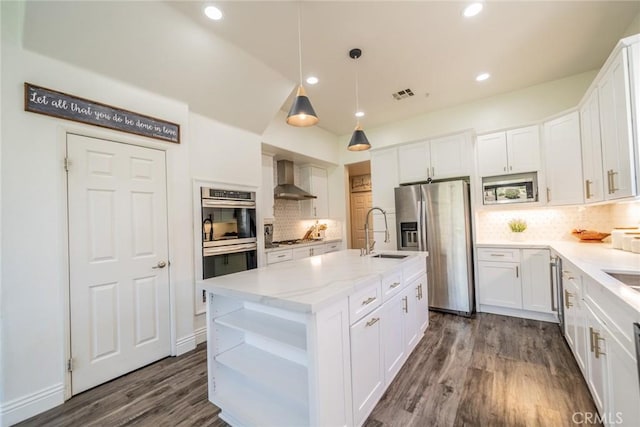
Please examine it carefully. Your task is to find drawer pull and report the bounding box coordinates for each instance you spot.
[365,317,380,327]
[362,296,377,306]
[490,254,506,257]
[277,254,286,258]
[390,281,401,289]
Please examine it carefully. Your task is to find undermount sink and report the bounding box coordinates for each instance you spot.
[605,271,640,291]
[371,253,409,259]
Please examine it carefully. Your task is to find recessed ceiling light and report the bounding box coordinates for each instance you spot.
[355,111,365,118]
[476,72,490,82]
[306,76,319,85]
[463,2,483,18]
[204,5,223,21]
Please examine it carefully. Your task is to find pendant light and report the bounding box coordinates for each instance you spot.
[347,48,371,151]
[286,4,319,127]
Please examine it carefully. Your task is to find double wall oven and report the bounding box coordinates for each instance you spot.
[201,188,257,279]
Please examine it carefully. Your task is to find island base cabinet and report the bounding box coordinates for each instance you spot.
[414,273,429,333]
[350,305,385,427]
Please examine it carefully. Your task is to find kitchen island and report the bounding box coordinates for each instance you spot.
[199,249,428,427]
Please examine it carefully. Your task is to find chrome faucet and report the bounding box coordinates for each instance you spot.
[364,207,389,255]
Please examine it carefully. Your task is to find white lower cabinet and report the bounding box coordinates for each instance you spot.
[562,266,587,375]
[477,247,555,320]
[266,241,341,265]
[557,256,640,427]
[207,257,428,427]
[350,305,385,426]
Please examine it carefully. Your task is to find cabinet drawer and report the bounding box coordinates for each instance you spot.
[403,257,425,284]
[349,279,382,324]
[382,270,404,301]
[477,247,520,262]
[324,241,341,253]
[266,250,293,264]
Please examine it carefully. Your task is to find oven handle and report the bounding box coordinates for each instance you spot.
[202,199,256,209]
[203,243,257,256]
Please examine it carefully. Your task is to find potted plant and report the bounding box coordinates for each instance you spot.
[508,218,527,241]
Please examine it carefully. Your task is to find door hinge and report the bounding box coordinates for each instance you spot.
[64,157,72,172]
[67,358,74,372]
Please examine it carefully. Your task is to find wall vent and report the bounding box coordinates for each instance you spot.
[392,88,414,100]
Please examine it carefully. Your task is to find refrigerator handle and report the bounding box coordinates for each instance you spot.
[416,201,423,251]
[419,200,427,251]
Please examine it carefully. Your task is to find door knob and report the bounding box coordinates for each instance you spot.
[152,261,167,269]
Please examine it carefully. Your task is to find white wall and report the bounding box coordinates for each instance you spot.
[262,111,340,165]
[623,10,640,37]
[0,2,263,424]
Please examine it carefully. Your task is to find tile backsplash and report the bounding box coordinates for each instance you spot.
[270,199,342,242]
[475,201,640,242]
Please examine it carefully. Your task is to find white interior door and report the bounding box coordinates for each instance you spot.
[67,133,170,394]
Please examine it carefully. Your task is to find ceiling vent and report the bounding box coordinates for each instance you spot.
[392,88,414,100]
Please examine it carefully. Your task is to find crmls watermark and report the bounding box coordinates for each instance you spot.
[572,412,623,425]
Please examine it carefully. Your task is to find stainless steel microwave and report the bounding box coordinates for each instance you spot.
[482,173,538,205]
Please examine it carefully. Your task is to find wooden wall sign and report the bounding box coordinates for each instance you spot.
[24,83,180,143]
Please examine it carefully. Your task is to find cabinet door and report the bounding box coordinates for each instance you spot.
[371,147,399,211]
[414,273,429,333]
[477,132,508,177]
[563,275,588,374]
[606,329,640,426]
[382,292,406,384]
[521,249,553,313]
[292,246,313,260]
[543,112,584,206]
[506,125,541,174]
[398,140,430,184]
[350,306,385,426]
[300,166,329,218]
[599,47,636,200]
[430,133,472,179]
[585,303,607,415]
[478,261,522,309]
[402,285,419,352]
[580,91,605,203]
[261,154,275,219]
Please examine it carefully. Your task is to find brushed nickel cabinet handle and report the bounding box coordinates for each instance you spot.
[564,289,573,309]
[490,253,506,257]
[431,166,435,177]
[390,281,401,289]
[585,179,592,199]
[546,187,551,202]
[402,296,408,313]
[504,166,507,172]
[594,332,606,359]
[365,317,380,327]
[610,170,619,193]
[607,170,614,194]
[362,296,377,306]
[515,266,519,278]
[589,327,595,353]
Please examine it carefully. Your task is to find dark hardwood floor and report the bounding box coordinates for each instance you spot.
[17,312,598,427]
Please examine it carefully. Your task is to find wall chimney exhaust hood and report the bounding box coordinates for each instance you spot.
[274,160,317,201]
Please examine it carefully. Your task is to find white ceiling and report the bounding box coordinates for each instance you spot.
[21,1,640,136]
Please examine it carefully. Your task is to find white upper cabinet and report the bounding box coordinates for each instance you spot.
[429,132,473,179]
[261,154,275,220]
[477,126,540,177]
[397,140,429,184]
[598,47,637,200]
[299,166,329,219]
[543,111,584,206]
[397,132,472,184]
[580,90,605,203]
[371,147,399,211]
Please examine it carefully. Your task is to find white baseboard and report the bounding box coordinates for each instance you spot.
[0,383,64,427]
[175,333,196,356]
[479,305,559,323]
[194,326,207,345]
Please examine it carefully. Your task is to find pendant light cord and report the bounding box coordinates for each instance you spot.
[355,63,360,123]
[297,3,303,84]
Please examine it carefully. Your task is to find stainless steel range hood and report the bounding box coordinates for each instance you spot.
[274,160,317,201]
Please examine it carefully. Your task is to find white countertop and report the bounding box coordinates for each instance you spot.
[265,238,342,253]
[199,249,426,313]
[477,240,640,314]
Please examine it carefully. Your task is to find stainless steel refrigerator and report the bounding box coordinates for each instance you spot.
[395,180,474,316]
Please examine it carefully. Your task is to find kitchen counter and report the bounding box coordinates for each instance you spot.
[477,240,640,313]
[200,249,426,313]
